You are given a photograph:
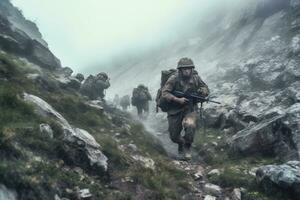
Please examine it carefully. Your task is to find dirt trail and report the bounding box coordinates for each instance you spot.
[134,111,229,200]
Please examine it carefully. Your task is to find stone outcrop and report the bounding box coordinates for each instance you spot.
[23,93,108,172]
[256,161,300,200]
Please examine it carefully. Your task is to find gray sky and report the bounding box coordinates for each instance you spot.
[11,0,242,73]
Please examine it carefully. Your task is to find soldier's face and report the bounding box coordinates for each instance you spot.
[181,68,193,78]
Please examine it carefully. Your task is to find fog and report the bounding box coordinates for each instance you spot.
[12,0,247,73]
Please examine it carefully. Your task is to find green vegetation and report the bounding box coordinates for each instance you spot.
[194,128,290,200]
[0,52,192,199]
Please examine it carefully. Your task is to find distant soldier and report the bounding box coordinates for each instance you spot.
[80,72,110,100]
[120,95,130,111]
[131,84,152,118]
[159,58,209,159]
[113,94,120,107]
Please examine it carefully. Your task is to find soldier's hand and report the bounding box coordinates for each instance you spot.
[175,97,189,105]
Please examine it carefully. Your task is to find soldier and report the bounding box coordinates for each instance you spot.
[131,84,152,118]
[80,72,110,100]
[113,94,120,107]
[120,95,130,111]
[161,58,209,159]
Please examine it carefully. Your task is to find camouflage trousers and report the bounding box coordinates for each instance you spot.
[167,110,197,146]
[136,102,149,117]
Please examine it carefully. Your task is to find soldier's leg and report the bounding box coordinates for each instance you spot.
[144,102,149,118]
[168,112,184,153]
[182,112,197,158]
[137,106,142,116]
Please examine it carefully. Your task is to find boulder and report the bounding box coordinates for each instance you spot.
[203,183,222,196]
[256,161,300,199]
[59,67,73,77]
[229,104,300,161]
[23,93,108,172]
[0,13,61,70]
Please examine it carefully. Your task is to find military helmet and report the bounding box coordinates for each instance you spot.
[97,72,108,79]
[177,57,195,69]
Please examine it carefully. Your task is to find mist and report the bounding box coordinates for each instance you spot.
[11,0,248,72]
[11,0,266,99]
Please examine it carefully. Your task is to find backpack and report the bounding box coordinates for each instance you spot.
[156,69,177,112]
[156,69,199,112]
[131,88,148,106]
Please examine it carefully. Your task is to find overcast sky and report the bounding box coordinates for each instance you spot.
[11,0,240,73]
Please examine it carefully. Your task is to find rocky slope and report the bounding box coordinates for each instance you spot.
[108,0,300,199]
[1,0,300,200]
[0,1,198,199]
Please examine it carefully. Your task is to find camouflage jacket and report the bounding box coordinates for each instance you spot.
[161,72,209,115]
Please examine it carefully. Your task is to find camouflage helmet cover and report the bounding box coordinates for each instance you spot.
[177,57,195,69]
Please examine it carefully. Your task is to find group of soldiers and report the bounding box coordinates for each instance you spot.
[113,84,152,118]
[80,57,209,160]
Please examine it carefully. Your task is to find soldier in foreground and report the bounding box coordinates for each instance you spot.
[120,95,130,111]
[80,72,110,100]
[131,84,152,118]
[160,58,209,159]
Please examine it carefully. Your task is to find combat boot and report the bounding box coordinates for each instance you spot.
[184,143,192,160]
[178,143,185,159]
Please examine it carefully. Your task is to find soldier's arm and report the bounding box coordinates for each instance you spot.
[197,76,209,97]
[161,75,178,102]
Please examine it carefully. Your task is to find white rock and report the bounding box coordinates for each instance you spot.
[39,123,53,138]
[193,165,205,180]
[204,183,222,196]
[204,195,217,200]
[208,169,221,176]
[132,155,155,170]
[24,93,108,171]
[78,189,92,198]
[232,188,242,200]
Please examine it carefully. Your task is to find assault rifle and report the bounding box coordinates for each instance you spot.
[172,91,221,105]
[172,90,221,133]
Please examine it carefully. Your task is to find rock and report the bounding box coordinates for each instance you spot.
[256,161,300,198]
[231,188,242,200]
[39,123,53,138]
[0,184,17,200]
[128,143,138,152]
[132,155,155,170]
[203,183,222,196]
[249,167,259,177]
[229,104,300,161]
[55,75,81,90]
[193,165,205,180]
[85,100,104,113]
[204,195,217,200]
[208,169,221,176]
[60,67,73,77]
[78,188,92,199]
[29,40,61,69]
[24,93,108,172]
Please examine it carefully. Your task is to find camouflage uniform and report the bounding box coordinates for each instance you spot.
[161,58,209,156]
[131,85,152,117]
